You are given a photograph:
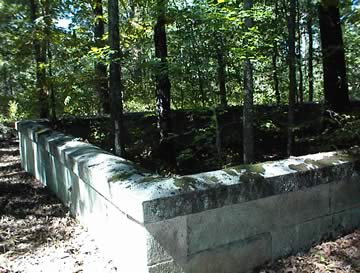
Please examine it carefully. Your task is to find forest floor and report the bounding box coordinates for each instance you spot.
[0,123,360,273]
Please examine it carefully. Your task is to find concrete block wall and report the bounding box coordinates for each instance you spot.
[16,120,360,273]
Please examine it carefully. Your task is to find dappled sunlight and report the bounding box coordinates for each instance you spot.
[0,139,75,255]
[0,128,119,273]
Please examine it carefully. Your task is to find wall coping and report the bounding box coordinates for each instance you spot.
[16,119,360,224]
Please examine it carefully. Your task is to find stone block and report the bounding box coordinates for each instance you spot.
[148,260,185,273]
[145,216,187,266]
[34,146,49,182]
[23,136,35,175]
[332,206,360,236]
[186,233,272,273]
[95,201,149,273]
[45,155,72,206]
[297,216,333,251]
[187,184,330,254]
[271,225,298,260]
[330,174,360,213]
[271,216,333,261]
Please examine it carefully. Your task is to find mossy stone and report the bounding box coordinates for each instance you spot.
[223,169,238,176]
[230,163,265,174]
[174,177,198,190]
[239,171,265,183]
[109,171,136,182]
[205,176,220,183]
[289,163,311,172]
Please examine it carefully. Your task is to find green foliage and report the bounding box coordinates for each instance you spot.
[0,0,358,122]
[8,100,24,121]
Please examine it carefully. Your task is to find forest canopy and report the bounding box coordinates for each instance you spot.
[1,0,359,118]
[0,0,359,171]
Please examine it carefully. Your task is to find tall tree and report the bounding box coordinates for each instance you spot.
[108,0,126,156]
[190,21,206,107]
[154,0,173,159]
[272,1,281,104]
[93,0,110,115]
[43,0,56,120]
[307,0,314,102]
[29,0,49,118]
[216,35,227,107]
[287,0,297,156]
[243,0,254,164]
[297,0,304,103]
[318,0,349,111]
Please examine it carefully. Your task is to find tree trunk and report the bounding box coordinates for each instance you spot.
[190,22,206,107]
[154,1,171,142]
[47,44,56,121]
[93,0,110,115]
[108,0,126,157]
[43,0,56,121]
[243,0,254,164]
[216,36,227,107]
[273,1,280,105]
[297,1,304,103]
[307,0,314,102]
[318,1,349,112]
[30,0,49,119]
[154,0,175,164]
[213,107,223,167]
[287,0,297,156]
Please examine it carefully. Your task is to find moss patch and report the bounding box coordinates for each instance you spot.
[223,169,238,176]
[222,163,266,183]
[205,176,220,183]
[174,177,198,190]
[289,163,312,172]
[108,171,137,182]
[238,163,266,174]
[239,172,265,183]
[138,176,156,184]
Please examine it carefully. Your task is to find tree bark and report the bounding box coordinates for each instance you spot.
[318,1,349,111]
[154,0,172,143]
[43,0,56,121]
[93,0,110,115]
[154,0,176,167]
[307,0,314,102]
[190,22,206,107]
[287,0,297,156]
[108,0,126,157]
[216,36,227,107]
[213,107,223,167]
[30,0,49,118]
[47,43,56,120]
[243,0,254,164]
[273,1,280,105]
[297,1,304,103]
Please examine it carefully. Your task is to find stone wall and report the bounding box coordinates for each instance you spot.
[16,120,360,273]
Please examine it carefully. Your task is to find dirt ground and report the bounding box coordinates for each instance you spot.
[0,124,359,273]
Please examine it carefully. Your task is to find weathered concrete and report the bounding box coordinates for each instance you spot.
[16,120,360,273]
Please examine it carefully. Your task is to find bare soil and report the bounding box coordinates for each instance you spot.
[1,124,359,273]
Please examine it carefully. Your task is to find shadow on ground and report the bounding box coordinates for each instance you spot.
[0,138,75,258]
